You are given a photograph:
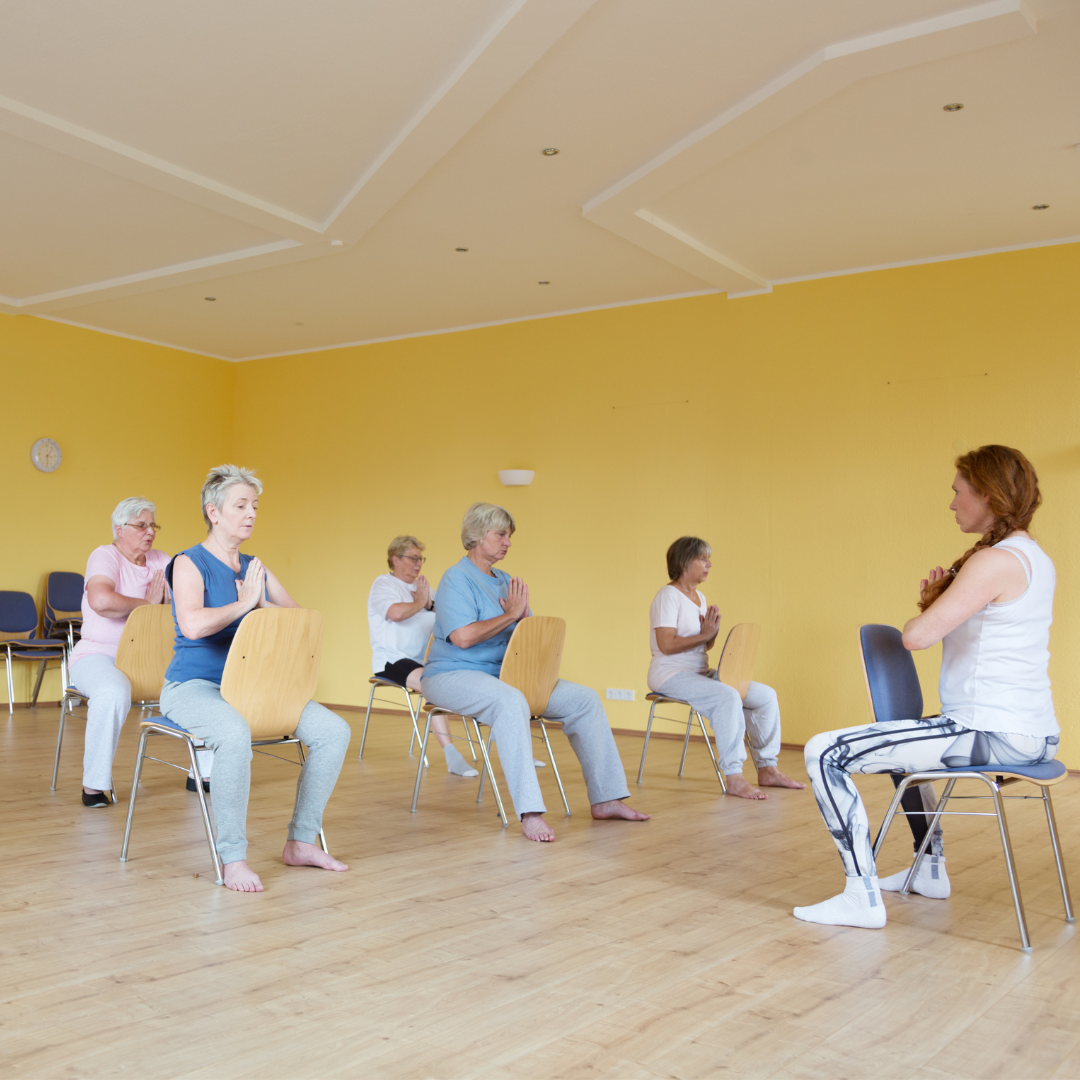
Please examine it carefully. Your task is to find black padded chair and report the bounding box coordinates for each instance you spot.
[859,623,1074,951]
[1,591,69,716]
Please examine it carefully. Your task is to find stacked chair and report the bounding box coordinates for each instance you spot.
[1,590,69,715]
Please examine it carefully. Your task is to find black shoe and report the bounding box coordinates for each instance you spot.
[186,776,211,793]
[82,790,110,808]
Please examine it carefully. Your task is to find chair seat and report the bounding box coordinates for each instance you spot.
[897,760,1066,783]
[9,648,66,660]
[369,676,412,689]
[141,715,191,735]
[645,692,691,705]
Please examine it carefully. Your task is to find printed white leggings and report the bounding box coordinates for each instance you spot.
[804,716,1057,878]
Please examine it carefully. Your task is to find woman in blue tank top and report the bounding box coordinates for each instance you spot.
[160,465,351,893]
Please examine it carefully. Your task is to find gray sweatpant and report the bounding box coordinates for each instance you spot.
[420,670,631,818]
[160,679,351,865]
[655,672,781,774]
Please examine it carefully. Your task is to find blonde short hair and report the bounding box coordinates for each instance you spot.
[461,502,515,550]
[200,464,263,531]
[387,535,424,569]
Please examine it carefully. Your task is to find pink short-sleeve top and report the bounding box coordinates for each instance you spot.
[69,545,171,666]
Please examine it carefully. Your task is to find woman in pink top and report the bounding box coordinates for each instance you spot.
[68,498,172,807]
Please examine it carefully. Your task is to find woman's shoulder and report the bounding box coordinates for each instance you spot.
[85,544,120,576]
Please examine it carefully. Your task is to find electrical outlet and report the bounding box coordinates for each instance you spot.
[605,688,635,702]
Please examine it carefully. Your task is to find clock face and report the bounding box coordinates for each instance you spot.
[31,437,62,473]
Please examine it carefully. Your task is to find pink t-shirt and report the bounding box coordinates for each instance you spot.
[69,545,171,666]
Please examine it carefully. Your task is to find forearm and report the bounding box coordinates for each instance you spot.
[657,631,711,656]
[178,599,253,640]
[449,612,518,649]
[902,613,939,651]
[386,599,429,622]
[89,590,152,620]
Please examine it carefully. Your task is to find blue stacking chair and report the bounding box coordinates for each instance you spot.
[1,591,69,715]
[859,623,1074,951]
[44,571,85,650]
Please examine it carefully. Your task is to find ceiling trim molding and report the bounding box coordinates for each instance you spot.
[29,235,1079,365]
[0,0,599,314]
[582,0,1036,290]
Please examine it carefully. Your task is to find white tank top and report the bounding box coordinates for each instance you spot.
[938,536,1057,736]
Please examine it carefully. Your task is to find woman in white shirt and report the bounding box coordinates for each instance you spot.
[795,445,1059,930]
[367,535,477,777]
[648,536,805,800]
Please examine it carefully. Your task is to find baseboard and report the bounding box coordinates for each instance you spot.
[4,700,62,709]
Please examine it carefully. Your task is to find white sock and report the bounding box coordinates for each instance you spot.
[879,855,950,899]
[533,759,546,768]
[793,875,887,929]
[444,744,479,777]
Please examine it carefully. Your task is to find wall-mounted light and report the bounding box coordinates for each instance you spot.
[499,470,535,486]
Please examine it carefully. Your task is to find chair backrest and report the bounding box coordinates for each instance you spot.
[499,616,566,717]
[220,608,323,739]
[46,572,84,624]
[858,623,923,722]
[716,622,760,700]
[115,604,176,702]
[0,591,39,642]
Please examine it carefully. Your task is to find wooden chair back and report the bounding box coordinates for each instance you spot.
[499,616,565,717]
[716,622,760,701]
[220,608,323,739]
[115,604,175,702]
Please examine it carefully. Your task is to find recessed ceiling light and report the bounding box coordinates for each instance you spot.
[455,247,469,252]
[1033,204,1050,210]
[943,103,964,112]
[330,239,344,247]
[538,280,550,285]
[204,296,216,301]
[542,147,559,156]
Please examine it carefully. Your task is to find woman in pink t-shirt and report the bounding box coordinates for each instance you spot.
[68,498,172,807]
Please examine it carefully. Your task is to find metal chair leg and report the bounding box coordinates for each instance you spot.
[184,736,223,884]
[31,660,46,706]
[474,719,508,827]
[903,778,956,894]
[358,682,378,760]
[51,694,70,790]
[410,712,435,812]
[1042,787,1075,922]
[461,714,477,761]
[120,726,153,862]
[873,775,915,859]
[677,706,694,776]
[988,780,1031,952]
[696,710,727,794]
[637,700,659,783]
[407,692,429,769]
[6,649,14,716]
[538,719,570,816]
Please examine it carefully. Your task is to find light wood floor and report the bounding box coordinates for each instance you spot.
[3,706,1079,1079]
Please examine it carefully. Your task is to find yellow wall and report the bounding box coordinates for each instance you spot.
[0,314,234,704]
[5,241,1078,766]
[233,241,1080,765]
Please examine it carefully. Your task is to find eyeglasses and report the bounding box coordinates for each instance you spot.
[399,554,426,565]
[126,521,162,533]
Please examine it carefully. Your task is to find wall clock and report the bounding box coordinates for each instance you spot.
[31,437,62,473]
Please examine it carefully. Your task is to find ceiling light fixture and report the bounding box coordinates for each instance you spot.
[943,103,964,112]
[1033,204,1050,210]
[538,280,550,285]
[204,296,216,301]
[456,247,469,252]
[542,147,559,156]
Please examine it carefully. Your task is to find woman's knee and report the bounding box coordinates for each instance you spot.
[298,701,352,751]
[803,730,832,767]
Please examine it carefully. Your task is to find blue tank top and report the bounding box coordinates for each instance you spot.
[164,545,258,685]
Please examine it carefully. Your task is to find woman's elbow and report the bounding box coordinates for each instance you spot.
[902,628,931,651]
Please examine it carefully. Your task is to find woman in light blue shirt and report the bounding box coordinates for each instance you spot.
[422,502,650,842]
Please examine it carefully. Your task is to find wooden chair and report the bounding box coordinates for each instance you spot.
[120,608,330,885]
[358,638,475,770]
[637,622,761,792]
[52,602,175,797]
[411,616,571,826]
[861,623,1074,952]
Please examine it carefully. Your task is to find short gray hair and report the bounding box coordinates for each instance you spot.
[387,535,424,569]
[200,464,263,530]
[111,497,156,537]
[461,502,515,550]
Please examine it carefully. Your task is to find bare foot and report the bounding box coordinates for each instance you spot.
[757,765,806,789]
[590,799,651,821]
[222,860,264,892]
[521,812,556,842]
[725,774,769,800]
[281,840,349,872]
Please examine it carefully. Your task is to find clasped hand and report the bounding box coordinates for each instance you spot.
[144,570,168,606]
[920,565,948,605]
[699,604,721,640]
[413,574,432,609]
[499,576,529,621]
[236,558,267,610]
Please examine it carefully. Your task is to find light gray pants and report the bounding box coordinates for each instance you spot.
[69,654,130,791]
[420,671,631,818]
[160,679,351,865]
[655,672,781,774]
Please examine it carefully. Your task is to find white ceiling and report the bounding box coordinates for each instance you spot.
[0,0,1076,359]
